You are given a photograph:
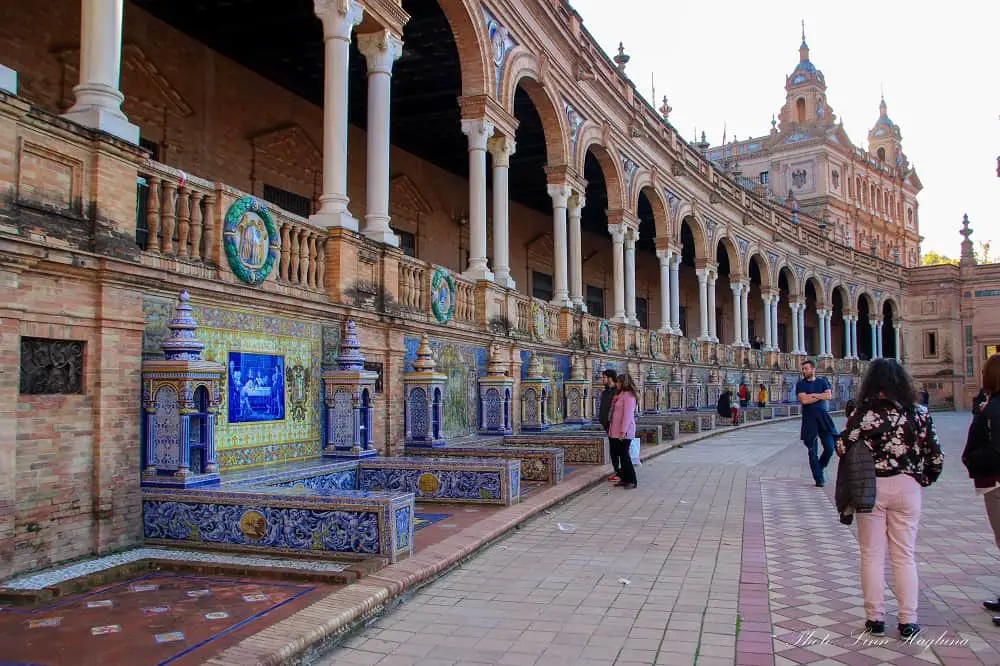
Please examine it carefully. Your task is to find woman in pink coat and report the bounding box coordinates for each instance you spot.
[609,373,639,489]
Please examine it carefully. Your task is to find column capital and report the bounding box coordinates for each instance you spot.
[696,267,710,282]
[669,253,683,269]
[315,0,364,40]
[357,30,404,74]
[568,191,586,216]
[461,118,495,151]
[729,280,744,293]
[656,248,671,262]
[547,183,571,208]
[624,226,639,248]
[816,308,830,317]
[487,135,516,167]
[607,223,626,243]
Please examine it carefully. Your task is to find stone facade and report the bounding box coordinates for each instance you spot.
[0,0,908,580]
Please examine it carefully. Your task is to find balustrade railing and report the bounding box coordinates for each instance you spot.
[138,162,215,263]
[275,210,325,291]
[397,255,427,312]
[453,275,476,324]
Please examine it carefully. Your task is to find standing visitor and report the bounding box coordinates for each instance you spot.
[758,383,768,408]
[609,373,639,489]
[739,382,750,408]
[961,355,1000,625]
[598,369,619,482]
[836,358,942,638]
[796,359,837,487]
[717,390,733,420]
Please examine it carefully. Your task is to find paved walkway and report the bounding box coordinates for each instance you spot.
[318,412,1000,666]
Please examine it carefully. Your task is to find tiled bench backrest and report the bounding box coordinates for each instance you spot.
[356,457,521,506]
[143,487,414,563]
[502,435,609,465]
[405,446,564,484]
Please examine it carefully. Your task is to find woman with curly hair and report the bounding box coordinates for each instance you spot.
[836,359,943,639]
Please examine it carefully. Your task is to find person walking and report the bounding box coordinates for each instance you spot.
[598,369,619,482]
[961,355,1000,624]
[796,359,838,487]
[609,373,639,489]
[836,359,943,639]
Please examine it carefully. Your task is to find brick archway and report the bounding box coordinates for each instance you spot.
[634,179,670,242]
[500,61,569,168]
[436,0,492,97]
[578,136,624,212]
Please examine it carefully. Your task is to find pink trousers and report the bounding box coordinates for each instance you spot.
[855,473,922,624]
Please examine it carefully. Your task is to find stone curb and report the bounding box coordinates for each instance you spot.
[204,414,806,666]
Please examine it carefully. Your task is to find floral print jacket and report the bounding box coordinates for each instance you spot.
[835,398,943,487]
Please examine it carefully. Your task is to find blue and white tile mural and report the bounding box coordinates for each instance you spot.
[228,352,285,423]
[404,337,487,439]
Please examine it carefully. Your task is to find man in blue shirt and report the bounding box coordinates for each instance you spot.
[796,359,837,487]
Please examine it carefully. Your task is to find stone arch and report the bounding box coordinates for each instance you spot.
[830,283,850,312]
[678,212,709,262]
[746,251,773,289]
[635,181,670,240]
[437,0,492,97]
[857,290,876,314]
[578,132,625,211]
[715,235,743,277]
[777,265,800,297]
[882,296,900,320]
[500,55,569,167]
[803,274,826,307]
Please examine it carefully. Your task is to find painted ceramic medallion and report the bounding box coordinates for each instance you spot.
[430,267,456,324]
[223,196,279,285]
[599,320,612,352]
[531,301,547,339]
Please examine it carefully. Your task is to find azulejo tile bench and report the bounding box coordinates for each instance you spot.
[404,445,564,485]
[502,434,609,466]
[142,486,414,563]
[638,412,713,436]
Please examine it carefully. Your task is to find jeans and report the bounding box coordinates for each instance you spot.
[610,438,637,485]
[856,474,922,624]
[804,431,835,484]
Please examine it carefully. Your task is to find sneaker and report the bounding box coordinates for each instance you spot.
[864,620,885,636]
[608,475,620,482]
[898,623,921,639]
[815,481,825,487]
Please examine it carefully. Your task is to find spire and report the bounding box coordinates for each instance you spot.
[336,320,366,371]
[161,290,205,361]
[879,93,888,118]
[799,19,809,62]
[960,214,977,267]
[412,335,437,372]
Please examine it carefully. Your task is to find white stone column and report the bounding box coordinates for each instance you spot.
[870,319,879,359]
[624,228,638,326]
[762,295,773,351]
[894,325,901,361]
[609,225,627,323]
[771,296,780,351]
[740,282,750,348]
[825,312,834,356]
[568,193,585,309]
[876,321,885,358]
[357,30,403,246]
[488,136,515,289]
[657,250,671,333]
[800,306,808,355]
[707,270,718,342]
[61,0,139,143]
[548,184,572,307]
[850,316,860,359]
[669,254,682,335]
[311,0,364,230]
[696,268,710,341]
[461,118,495,281]
[842,314,852,358]
[790,303,802,354]
[818,310,830,356]
[730,282,743,346]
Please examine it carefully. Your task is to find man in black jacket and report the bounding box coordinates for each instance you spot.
[598,369,619,481]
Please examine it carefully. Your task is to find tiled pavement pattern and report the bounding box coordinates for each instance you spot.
[319,413,1000,665]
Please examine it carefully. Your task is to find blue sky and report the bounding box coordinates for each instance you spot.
[567,0,998,258]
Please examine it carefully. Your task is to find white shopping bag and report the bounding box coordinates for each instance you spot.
[629,438,642,466]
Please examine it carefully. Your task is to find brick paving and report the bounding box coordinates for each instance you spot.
[318,413,1000,665]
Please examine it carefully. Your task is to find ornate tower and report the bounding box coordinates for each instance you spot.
[403,336,447,447]
[867,97,906,168]
[141,291,224,488]
[642,366,663,414]
[777,23,836,133]
[563,355,590,424]
[519,352,551,431]
[477,344,514,435]
[322,320,378,459]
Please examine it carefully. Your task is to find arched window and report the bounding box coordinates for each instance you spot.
[856,177,862,201]
[796,98,806,123]
[877,147,886,162]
